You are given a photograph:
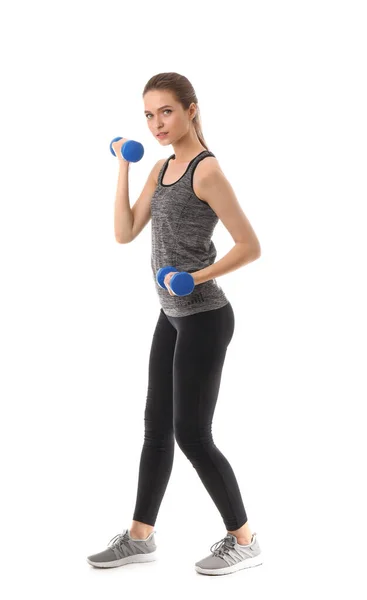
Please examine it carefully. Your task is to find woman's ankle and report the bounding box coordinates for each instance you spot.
[130,530,152,539]
[130,521,154,539]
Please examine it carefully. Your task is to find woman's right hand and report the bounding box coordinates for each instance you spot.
[112,137,130,163]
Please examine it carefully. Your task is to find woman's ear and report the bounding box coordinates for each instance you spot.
[189,102,197,120]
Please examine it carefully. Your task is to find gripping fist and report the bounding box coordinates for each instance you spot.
[164,272,177,296]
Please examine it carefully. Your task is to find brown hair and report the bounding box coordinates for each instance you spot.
[143,72,209,151]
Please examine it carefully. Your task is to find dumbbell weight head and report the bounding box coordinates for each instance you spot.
[170,272,195,296]
[156,266,179,290]
[109,137,144,162]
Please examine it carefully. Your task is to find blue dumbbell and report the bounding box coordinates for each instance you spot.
[109,137,144,162]
[156,266,195,296]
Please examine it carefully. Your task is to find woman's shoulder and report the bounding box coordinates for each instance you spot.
[151,157,171,186]
[195,153,222,177]
[157,157,168,168]
[155,156,172,172]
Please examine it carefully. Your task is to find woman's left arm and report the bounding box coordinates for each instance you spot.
[192,163,261,286]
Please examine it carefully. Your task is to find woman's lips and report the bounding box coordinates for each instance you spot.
[157,132,168,138]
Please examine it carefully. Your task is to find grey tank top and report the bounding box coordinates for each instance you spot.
[150,149,229,317]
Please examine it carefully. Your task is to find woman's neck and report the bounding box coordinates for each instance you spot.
[171,132,207,162]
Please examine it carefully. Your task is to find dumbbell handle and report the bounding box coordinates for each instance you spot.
[109,137,144,163]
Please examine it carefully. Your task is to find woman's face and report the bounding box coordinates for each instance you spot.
[144,90,194,146]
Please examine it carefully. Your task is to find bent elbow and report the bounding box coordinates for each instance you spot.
[251,243,261,260]
[115,235,133,244]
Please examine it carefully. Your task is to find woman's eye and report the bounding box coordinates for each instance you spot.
[146,109,172,119]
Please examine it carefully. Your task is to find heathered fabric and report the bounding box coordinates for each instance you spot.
[150,149,229,317]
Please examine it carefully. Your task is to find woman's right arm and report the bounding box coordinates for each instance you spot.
[114,158,165,244]
[114,160,133,243]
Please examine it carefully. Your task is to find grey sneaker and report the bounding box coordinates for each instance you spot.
[87,528,157,568]
[195,531,263,576]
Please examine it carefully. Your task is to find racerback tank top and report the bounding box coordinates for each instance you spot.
[150,149,229,317]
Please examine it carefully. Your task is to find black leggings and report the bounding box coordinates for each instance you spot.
[132,302,248,531]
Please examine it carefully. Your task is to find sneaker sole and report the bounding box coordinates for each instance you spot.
[195,552,263,575]
[87,551,157,568]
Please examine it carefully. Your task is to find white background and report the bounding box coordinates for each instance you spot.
[1,0,366,597]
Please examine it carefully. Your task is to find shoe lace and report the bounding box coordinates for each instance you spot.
[107,529,130,551]
[210,535,234,558]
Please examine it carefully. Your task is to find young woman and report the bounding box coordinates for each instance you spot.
[87,72,263,576]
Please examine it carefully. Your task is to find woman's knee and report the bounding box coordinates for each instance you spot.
[173,422,213,453]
